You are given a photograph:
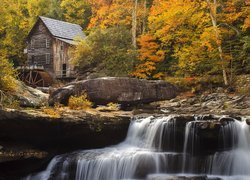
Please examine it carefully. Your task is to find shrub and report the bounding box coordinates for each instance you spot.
[0,58,17,92]
[42,102,64,118]
[107,102,120,111]
[42,107,61,118]
[0,91,20,109]
[68,93,93,110]
[72,27,136,77]
[165,75,224,93]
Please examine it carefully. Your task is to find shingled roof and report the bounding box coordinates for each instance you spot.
[27,16,86,45]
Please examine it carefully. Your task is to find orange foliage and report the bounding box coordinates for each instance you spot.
[132,34,165,79]
[88,0,147,30]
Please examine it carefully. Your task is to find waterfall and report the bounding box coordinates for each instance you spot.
[24,115,250,180]
[208,119,250,176]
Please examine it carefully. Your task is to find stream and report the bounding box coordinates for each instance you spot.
[25,115,250,180]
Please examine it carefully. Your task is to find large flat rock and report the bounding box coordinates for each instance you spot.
[0,109,131,150]
[49,77,178,106]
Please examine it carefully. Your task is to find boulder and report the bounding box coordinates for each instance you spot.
[49,77,178,106]
[15,81,48,107]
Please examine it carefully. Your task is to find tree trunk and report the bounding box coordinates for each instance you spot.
[142,0,147,34]
[132,0,138,48]
[206,0,228,86]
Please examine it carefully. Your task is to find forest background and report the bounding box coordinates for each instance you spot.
[0,0,249,92]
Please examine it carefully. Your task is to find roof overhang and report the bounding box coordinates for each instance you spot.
[55,37,79,45]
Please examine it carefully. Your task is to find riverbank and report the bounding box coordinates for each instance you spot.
[0,108,131,179]
[0,90,249,179]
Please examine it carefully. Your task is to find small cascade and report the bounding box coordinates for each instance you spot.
[208,119,250,176]
[24,115,250,180]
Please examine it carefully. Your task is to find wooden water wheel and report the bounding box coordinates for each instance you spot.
[18,69,53,87]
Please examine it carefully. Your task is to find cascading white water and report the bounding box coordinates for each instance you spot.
[25,115,250,180]
[208,119,250,177]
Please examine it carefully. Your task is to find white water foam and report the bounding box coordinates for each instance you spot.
[24,115,250,180]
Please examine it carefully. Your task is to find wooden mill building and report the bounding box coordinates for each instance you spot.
[26,16,86,79]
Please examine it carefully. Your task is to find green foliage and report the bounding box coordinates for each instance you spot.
[72,26,137,76]
[68,93,93,110]
[61,0,92,29]
[165,75,224,93]
[0,58,17,92]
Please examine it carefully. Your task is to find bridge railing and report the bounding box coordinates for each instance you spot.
[16,65,44,70]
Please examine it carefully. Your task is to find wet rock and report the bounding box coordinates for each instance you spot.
[219,117,235,125]
[246,118,250,125]
[49,77,178,106]
[0,156,52,179]
[146,174,214,180]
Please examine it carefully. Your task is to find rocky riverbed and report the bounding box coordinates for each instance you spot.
[0,77,249,179]
[146,92,250,116]
[0,90,249,179]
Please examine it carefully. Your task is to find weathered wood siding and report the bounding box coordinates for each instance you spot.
[27,20,53,75]
[53,39,75,78]
[27,20,75,78]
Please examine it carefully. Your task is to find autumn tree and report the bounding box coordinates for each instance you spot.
[0,0,65,65]
[204,0,250,85]
[72,26,136,77]
[144,0,249,85]
[60,0,92,29]
[88,0,152,46]
[132,34,164,79]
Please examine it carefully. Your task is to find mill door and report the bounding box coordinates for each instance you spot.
[62,64,67,77]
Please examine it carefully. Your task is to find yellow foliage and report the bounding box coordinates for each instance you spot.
[42,108,61,118]
[61,0,91,28]
[71,39,93,67]
[68,93,93,110]
[243,15,250,30]
[0,58,17,92]
[106,102,120,111]
[42,102,64,118]
[0,91,20,109]
[88,0,147,30]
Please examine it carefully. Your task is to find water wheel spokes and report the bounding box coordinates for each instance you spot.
[18,71,26,82]
[17,68,53,87]
[24,70,44,87]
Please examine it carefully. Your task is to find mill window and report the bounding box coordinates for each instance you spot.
[31,39,34,49]
[46,38,50,48]
[60,42,64,51]
[45,53,51,64]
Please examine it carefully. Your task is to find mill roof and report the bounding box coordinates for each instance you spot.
[27,16,86,44]
[39,16,86,40]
